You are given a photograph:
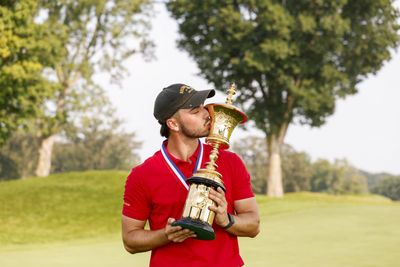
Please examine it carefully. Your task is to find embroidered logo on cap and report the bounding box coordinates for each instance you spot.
[179,85,194,94]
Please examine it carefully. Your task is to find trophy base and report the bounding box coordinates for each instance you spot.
[172,217,215,240]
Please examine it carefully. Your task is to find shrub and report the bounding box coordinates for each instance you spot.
[372,176,400,201]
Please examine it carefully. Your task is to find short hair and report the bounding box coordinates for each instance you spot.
[160,122,170,138]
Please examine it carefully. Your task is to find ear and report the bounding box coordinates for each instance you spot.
[166,117,179,132]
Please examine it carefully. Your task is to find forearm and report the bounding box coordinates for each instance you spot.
[225,211,260,237]
[208,190,260,237]
[123,228,169,254]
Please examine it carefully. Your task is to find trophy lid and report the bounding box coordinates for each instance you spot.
[205,83,248,124]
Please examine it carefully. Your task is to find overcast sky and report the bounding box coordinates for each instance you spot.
[100,4,400,175]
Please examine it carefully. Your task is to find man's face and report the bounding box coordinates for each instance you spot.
[173,105,211,138]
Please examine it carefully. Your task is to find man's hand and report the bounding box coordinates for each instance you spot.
[208,187,230,227]
[165,218,196,242]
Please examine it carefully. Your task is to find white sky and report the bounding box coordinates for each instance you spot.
[99,4,400,175]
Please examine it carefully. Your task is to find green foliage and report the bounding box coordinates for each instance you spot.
[361,170,394,188]
[0,155,19,180]
[310,159,334,192]
[0,0,56,144]
[32,0,154,138]
[0,114,141,179]
[167,0,400,195]
[232,136,268,193]
[233,135,313,193]
[233,135,369,194]
[52,117,141,173]
[311,159,368,194]
[281,145,312,192]
[1,1,154,176]
[0,170,128,245]
[167,0,399,131]
[0,133,39,179]
[336,160,369,194]
[372,176,400,201]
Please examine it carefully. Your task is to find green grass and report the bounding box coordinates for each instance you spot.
[0,234,150,267]
[1,171,400,267]
[242,193,400,267]
[0,170,127,245]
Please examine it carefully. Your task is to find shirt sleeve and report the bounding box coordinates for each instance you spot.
[122,166,151,220]
[231,153,254,201]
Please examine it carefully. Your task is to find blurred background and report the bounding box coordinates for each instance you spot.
[1,1,400,266]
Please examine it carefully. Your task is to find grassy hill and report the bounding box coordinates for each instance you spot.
[0,170,127,245]
[1,171,400,267]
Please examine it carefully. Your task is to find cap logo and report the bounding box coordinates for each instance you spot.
[179,85,194,94]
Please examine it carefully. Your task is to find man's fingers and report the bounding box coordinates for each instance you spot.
[208,204,225,215]
[166,225,182,235]
[166,227,196,242]
[209,192,227,209]
[217,186,225,194]
[172,232,197,242]
[165,217,187,241]
[210,188,223,197]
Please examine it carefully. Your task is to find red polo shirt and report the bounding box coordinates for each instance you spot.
[123,141,254,267]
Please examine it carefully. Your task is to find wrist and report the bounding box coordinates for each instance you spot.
[223,213,235,229]
[162,228,170,242]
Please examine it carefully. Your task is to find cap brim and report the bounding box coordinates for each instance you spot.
[181,89,215,109]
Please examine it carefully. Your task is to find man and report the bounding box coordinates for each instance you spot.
[122,83,260,267]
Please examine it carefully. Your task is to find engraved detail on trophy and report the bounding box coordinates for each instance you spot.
[172,83,248,240]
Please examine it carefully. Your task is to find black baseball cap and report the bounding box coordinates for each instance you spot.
[154,83,215,123]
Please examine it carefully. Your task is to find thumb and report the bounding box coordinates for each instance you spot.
[167,217,176,225]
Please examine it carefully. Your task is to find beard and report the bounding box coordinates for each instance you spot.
[180,124,209,138]
[180,118,211,138]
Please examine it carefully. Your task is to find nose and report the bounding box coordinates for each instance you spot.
[199,105,210,118]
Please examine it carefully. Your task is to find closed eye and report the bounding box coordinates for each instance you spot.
[190,107,200,114]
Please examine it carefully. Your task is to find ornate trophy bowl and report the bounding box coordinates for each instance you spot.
[172,84,247,240]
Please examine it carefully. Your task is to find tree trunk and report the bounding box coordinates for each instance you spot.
[266,133,284,197]
[35,135,55,177]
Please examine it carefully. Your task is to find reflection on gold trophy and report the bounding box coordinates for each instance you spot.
[172,83,248,240]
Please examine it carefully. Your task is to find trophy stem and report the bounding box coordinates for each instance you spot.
[206,142,220,171]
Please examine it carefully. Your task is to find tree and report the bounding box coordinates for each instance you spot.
[361,170,393,190]
[281,145,312,192]
[32,0,154,176]
[232,135,311,193]
[0,0,58,144]
[372,176,400,201]
[0,154,20,180]
[333,159,368,194]
[167,0,400,196]
[310,159,368,194]
[0,133,39,179]
[52,116,141,173]
[232,135,268,194]
[0,110,141,179]
[233,136,368,195]
[310,159,334,193]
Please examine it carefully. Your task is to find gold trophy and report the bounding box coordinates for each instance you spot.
[172,83,247,240]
